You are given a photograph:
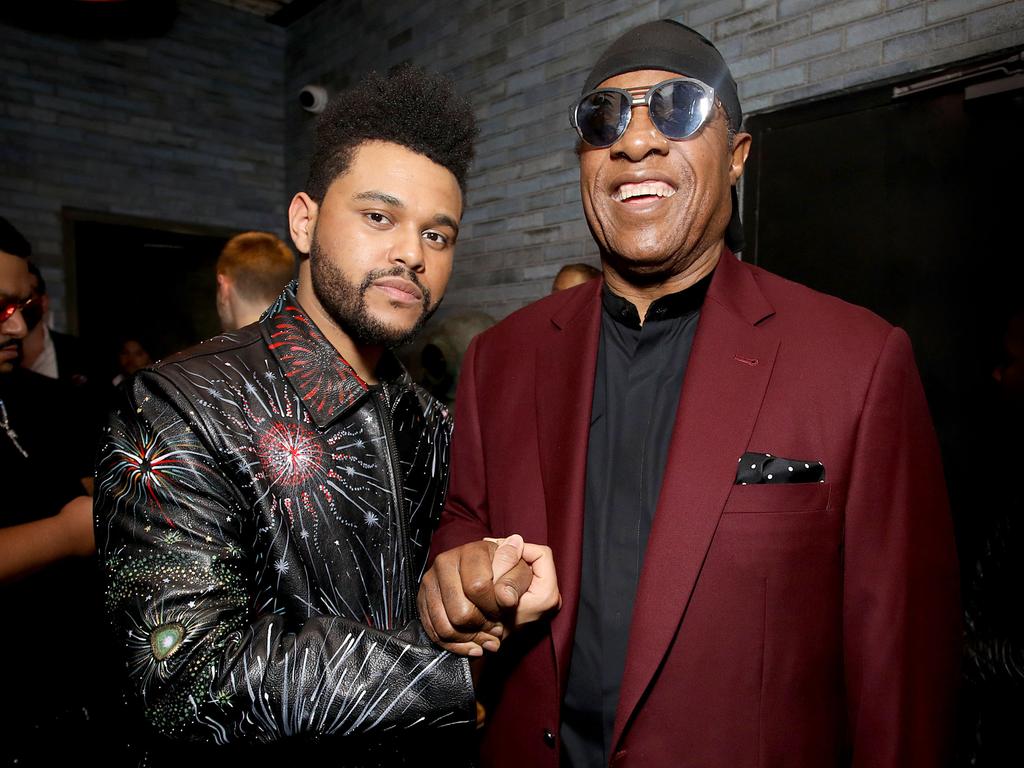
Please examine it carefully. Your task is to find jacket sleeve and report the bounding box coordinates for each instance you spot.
[841,327,961,765]
[95,371,473,745]
[429,337,495,560]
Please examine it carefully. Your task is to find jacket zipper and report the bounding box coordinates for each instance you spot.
[372,384,416,623]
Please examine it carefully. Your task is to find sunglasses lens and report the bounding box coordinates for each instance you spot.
[21,299,43,330]
[650,80,713,140]
[575,90,630,147]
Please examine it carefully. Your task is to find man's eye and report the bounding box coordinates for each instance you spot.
[365,212,391,225]
[423,231,450,247]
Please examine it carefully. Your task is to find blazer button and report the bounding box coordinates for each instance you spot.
[542,728,556,748]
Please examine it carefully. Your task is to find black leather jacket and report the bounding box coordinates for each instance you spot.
[95,287,473,763]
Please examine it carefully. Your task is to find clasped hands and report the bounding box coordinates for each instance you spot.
[417,535,561,656]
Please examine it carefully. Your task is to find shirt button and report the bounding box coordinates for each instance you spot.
[543,728,556,748]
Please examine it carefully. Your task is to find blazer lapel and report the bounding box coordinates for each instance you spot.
[612,252,780,748]
[535,280,603,695]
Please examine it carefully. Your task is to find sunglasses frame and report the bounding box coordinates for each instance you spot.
[570,76,717,148]
[0,295,36,324]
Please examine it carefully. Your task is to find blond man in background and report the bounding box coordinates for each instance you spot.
[215,230,296,330]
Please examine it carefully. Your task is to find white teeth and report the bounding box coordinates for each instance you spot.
[612,181,676,202]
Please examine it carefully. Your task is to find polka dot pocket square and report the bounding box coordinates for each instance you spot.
[735,452,825,485]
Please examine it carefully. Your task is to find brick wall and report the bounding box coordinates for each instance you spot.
[0,0,286,329]
[2,1,1019,325]
[285,0,1024,320]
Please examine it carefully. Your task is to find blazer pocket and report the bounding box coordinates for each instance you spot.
[723,481,832,515]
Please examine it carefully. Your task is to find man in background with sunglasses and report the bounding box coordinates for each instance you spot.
[0,216,113,765]
[422,19,959,768]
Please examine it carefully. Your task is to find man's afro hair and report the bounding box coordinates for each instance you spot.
[306,66,478,200]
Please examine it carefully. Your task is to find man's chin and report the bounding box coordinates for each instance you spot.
[352,312,427,350]
[601,247,683,285]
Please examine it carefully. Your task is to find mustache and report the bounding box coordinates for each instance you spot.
[0,338,23,364]
[359,266,431,308]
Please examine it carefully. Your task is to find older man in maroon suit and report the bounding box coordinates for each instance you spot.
[419,20,960,768]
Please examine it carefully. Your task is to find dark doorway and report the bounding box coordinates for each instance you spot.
[742,50,1024,766]
[742,48,1023,490]
[63,210,235,382]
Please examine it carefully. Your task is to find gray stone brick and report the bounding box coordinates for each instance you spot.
[659,0,702,17]
[778,0,837,19]
[715,5,777,38]
[937,19,968,47]
[739,64,808,98]
[809,42,883,80]
[688,0,745,27]
[882,26,939,62]
[925,25,1024,67]
[526,2,567,32]
[743,15,812,52]
[811,0,883,31]
[846,5,925,46]
[969,1,1024,40]
[743,94,774,112]
[927,0,1010,24]
[774,30,842,66]
[730,50,774,78]
[771,73,845,106]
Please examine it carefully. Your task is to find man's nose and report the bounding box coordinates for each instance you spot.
[389,226,425,272]
[1,308,28,339]
[611,106,669,161]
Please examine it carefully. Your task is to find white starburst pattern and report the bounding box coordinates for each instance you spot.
[363,510,380,528]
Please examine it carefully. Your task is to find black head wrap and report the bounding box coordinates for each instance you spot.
[582,20,746,251]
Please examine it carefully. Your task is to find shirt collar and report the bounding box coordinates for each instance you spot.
[601,270,713,330]
[262,281,371,428]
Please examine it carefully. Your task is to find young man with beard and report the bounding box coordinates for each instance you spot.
[94,68,493,767]
[421,20,960,768]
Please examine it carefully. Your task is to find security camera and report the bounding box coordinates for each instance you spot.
[299,85,328,114]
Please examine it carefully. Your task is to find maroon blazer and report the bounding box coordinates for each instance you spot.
[430,249,960,767]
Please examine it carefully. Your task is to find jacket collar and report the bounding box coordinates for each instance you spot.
[705,246,775,327]
[261,282,371,428]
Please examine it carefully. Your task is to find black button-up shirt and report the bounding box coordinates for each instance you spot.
[562,274,711,767]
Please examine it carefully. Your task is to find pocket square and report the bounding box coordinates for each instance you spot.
[735,452,825,485]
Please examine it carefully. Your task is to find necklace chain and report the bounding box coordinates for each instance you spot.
[0,397,29,459]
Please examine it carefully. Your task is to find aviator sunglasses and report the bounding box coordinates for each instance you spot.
[571,77,716,148]
[0,295,36,324]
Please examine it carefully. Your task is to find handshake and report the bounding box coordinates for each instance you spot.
[417,535,562,656]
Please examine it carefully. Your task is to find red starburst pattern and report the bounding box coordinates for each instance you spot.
[256,420,327,489]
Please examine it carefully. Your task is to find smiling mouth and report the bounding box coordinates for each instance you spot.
[611,180,676,203]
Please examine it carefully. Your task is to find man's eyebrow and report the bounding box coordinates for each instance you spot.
[354,191,403,207]
[432,214,460,236]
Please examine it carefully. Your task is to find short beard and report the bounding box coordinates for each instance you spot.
[0,339,22,373]
[309,233,438,349]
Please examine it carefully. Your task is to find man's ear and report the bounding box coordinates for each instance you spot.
[216,272,230,299]
[729,131,753,185]
[288,193,319,256]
